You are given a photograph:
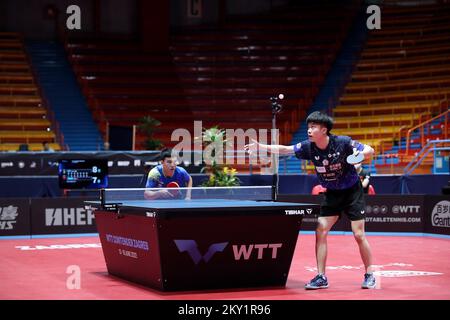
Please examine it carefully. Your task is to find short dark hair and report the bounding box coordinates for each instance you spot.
[159,148,173,161]
[306,111,333,135]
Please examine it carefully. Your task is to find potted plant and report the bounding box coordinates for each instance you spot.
[137,115,163,150]
[202,166,240,187]
[196,126,240,187]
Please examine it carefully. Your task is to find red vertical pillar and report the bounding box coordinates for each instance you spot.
[218,0,227,27]
[139,0,170,52]
[94,0,101,36]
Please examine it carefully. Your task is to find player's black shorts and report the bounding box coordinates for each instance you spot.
[320,181,366,221]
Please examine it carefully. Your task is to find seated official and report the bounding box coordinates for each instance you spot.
[144,148,192,200]
[354,163,374,194]
[42,141,55,152]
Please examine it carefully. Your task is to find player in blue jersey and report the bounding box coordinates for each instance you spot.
[144,148,193,200]
[245,111,376,289]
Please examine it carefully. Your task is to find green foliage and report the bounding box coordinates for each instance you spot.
[137,116,163,150]
[201,166,241,187]
[144,139,163,150]
[197,126,240,187]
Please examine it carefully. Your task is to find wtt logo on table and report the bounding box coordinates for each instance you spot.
[0,205,19,230]
[174,240,283,264]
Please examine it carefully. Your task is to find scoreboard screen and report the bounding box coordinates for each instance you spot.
[58,159,109,189]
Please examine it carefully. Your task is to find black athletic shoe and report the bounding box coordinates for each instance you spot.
[362,273,376,289]
[305,274,329,290]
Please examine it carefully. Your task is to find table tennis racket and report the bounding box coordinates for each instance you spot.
[346,151,364,164]
[166,181,181,197]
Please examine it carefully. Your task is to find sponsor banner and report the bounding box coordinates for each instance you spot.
[364,196,424,233]
[0,198,31,236]
[2,195,449,237]
[278,195,425,233]
[95,212,162,289]
[158,213,301,290]
[30,197,98,235]
[95,206,304,291]
[424,196,450,235]
[0,152,203,176]
[277,195,350,231]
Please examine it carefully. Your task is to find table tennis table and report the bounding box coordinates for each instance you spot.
[86,190,320,291]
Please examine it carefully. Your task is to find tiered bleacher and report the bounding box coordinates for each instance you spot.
[0,32,61,151]
[66,2,355,161]
[335,3,450,174]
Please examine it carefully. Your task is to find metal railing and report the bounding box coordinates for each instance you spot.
[405,106,449,155]
[404,139,450,175]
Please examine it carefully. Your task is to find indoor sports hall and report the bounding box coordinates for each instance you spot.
[1,0,449,302]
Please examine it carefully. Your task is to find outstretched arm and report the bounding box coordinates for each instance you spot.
[144,189,174,200]
[185,176,193,200]
[244,139,296,156]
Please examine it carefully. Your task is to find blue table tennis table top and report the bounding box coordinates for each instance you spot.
[87,199,315,210]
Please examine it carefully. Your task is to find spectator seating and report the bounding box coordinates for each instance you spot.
[0,32,61,151]
[334,3,450,173]
[66,2,356,160]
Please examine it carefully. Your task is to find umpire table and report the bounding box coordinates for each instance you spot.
[86,186,319,291]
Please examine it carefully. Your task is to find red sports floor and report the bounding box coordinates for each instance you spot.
[1,234,449,300]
